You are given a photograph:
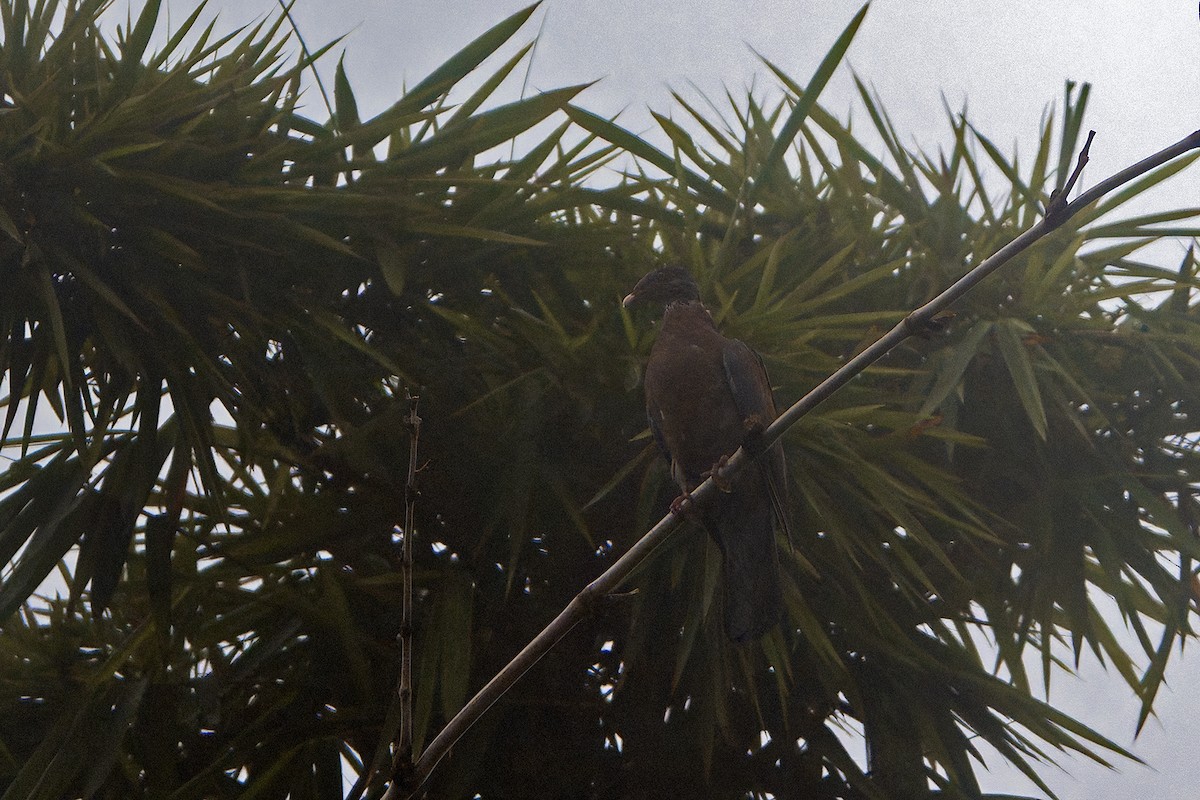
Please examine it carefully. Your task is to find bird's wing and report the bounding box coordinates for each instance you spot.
[721,339,777,426]
[646,397,689,490]
[722,339,792,544]
[647,406,670,462]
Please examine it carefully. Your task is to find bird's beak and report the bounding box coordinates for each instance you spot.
[622,292,637,308]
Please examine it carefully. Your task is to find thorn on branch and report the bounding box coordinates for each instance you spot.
[1045,129,1096,225]
[702,455,735,493]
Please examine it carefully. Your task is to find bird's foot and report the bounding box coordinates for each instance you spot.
[703,455,735,493]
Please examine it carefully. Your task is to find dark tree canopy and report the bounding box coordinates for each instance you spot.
[1,3,1198,799]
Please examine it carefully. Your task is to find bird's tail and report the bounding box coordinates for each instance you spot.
[707,484,782,643]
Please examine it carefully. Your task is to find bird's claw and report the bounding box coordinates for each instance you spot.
[703,455,734,493]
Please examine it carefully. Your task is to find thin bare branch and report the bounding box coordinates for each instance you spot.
[275,0,335,122]
[391,392,421,782]
[355,393,422,800]
[390,126,1200,799]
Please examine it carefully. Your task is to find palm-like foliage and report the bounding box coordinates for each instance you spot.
[1,2,1198,799]
[566,66,1200,795]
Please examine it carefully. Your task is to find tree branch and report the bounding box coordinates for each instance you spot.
[391,392,421,783]
[390,126,1200,799]
[354,393,422,800]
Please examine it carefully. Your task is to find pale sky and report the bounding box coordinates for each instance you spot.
[168,2,1199,797]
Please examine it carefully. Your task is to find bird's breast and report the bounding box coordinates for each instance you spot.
[644,325,744,488]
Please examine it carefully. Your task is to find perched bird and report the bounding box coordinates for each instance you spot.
[624,265,787,642]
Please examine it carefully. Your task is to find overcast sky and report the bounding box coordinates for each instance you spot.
[175,2,1199,797]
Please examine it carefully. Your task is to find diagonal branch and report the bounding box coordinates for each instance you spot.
[389,126,1200,799]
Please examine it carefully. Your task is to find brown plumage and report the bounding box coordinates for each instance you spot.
[624,265,787,642]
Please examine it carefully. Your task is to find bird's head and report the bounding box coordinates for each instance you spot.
[622,265,701,312]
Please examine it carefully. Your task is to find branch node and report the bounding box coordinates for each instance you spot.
[903,309,954,339]
[1045,129,1096,225]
